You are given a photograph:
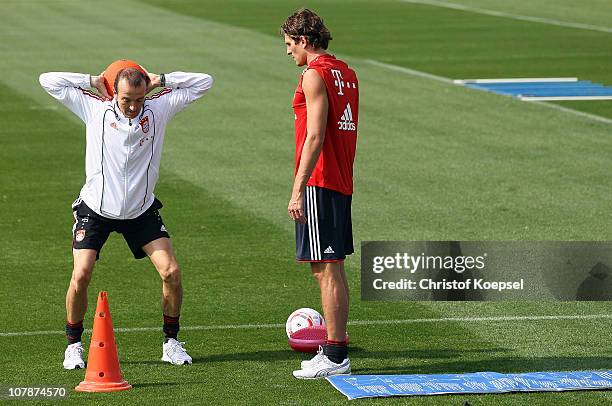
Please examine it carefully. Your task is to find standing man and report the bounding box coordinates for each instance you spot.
[39,64,213,368]
[281,9,359,379]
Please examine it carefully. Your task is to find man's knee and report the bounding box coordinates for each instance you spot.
[311,262,342,274]
[70,267,93,293]
[310,263,332,281]
[158,263,181,286]
[310,263,324,281]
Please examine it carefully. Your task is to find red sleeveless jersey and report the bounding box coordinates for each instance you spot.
[293,54,358,196]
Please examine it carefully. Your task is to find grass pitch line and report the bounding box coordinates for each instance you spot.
[365,59,612,125]
[455,78,578,84]
[364,59,454,84]
[1,314,610,338]
[400,0,612,34]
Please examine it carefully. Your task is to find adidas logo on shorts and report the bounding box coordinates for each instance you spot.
[324,246,335,254]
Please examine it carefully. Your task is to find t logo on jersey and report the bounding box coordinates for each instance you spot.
[330,69,345,96]
[338,103,356,131]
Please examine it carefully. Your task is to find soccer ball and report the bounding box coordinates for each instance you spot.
[102,59,147,97]
[285,308,325,338]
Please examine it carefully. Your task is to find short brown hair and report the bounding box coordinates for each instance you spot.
[281,8,332,50]
[114,67,149,93]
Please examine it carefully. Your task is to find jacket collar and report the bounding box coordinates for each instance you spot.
[112,99,145,122]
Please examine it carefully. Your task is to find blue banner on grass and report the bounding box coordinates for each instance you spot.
[327,371,612,400]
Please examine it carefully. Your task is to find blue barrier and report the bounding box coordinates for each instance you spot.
[457,79,612,100]
[327,370,612,400]
[473,81,596,89]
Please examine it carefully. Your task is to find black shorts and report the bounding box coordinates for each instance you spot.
[71,198,170,260]
[295,186,354,262]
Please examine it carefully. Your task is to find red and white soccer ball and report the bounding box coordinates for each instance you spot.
[285,308,325,338]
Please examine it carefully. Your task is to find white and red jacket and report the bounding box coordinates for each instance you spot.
[39,71,213,219]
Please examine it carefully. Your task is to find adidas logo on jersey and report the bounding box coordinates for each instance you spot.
[338,103,356,131]
[324,246,335,254]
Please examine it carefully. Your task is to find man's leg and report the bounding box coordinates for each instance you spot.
[63,248,97,369]
[339,262,350,309]
[313,261,350,368]
[293,187,352,377]
[311,261,349,343]
[293,261,350,378]
[143,237,182,319]
[143,237,191,365]
[65,249,97,337]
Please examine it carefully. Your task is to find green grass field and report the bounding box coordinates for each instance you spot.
[1,0,611,404]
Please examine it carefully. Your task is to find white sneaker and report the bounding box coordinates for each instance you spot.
[63,342,85,369]
[293,354,351,379]
[301,345,326,370]
[162,338,193,365]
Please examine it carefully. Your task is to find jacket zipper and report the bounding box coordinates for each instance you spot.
[123,119,133,219]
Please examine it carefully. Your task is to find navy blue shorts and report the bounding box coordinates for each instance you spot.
[295,186,354,262]
[71,198,170,260]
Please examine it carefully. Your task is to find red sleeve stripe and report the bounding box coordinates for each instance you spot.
[146,88,172,100]
[80,88,106,101]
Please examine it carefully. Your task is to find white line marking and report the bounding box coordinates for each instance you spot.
[364,59,612,125]
[400,0,612,34]
[455,78,578,84]
[520,96,612,101]
[528,101,612,124]
[2,314,610,337]
[365,59,453,84]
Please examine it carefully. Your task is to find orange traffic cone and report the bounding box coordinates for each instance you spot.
[75,291,132,392]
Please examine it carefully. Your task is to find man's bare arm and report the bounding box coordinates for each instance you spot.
[288,69,328,223]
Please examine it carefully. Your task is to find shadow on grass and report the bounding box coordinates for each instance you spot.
[122,360,166,366]
[132,382,185,388]
[194,349,305,363]
[121,350,298,366]
[121,347,610,377]
[121,346,510,365]
[353,356,612,375]
[351,347,513,359]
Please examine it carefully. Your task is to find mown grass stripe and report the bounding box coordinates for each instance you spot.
[400,0,612,34]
